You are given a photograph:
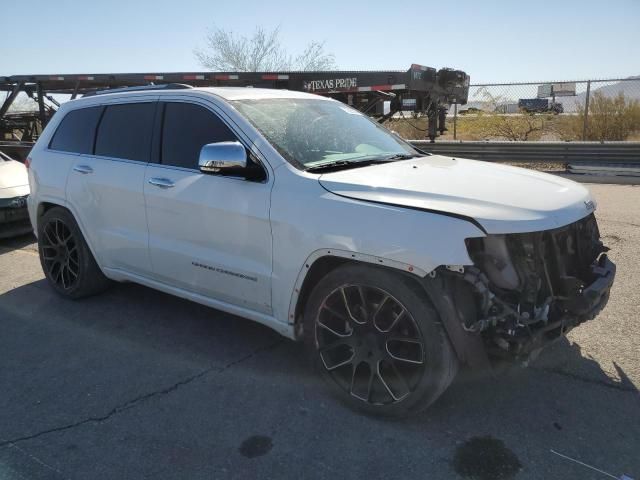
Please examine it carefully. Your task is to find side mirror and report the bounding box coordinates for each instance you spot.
[198,141,247,175]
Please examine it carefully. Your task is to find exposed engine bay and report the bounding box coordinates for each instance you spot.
[448,214,616,362]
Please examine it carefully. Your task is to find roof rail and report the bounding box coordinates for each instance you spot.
[83,83,193,97]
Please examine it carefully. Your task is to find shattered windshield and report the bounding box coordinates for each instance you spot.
[232,98,420,169]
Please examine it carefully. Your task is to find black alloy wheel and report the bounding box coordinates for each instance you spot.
[40,218,80,291]
[37,207,111,299]
[304,264,458,416]
[315,284,426,405]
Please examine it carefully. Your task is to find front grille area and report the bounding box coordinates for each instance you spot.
[544,213,603,282]
[505,213,606,314]
[463,213,614,360]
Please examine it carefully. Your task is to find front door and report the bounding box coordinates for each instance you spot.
[143,100,273,314]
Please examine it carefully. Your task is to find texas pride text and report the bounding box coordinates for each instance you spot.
[304,78,358,91]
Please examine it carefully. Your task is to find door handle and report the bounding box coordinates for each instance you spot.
[73,165,93,174]
[148,177,175,189]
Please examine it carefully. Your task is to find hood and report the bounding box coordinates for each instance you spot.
[0,159,29,199]
[318,155,594,234]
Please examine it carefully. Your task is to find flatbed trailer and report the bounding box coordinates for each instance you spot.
[0,64,469,158]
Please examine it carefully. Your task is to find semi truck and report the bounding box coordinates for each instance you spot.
[0,64,470,160]
[518,98,564,114]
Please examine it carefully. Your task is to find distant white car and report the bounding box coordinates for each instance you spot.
[26,86,615,415]
[0,151,31,238]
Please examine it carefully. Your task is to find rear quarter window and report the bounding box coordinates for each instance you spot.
[95,103,156,162]
[49,106,103,154]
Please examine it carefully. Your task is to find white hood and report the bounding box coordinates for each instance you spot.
[319,155,594,234]
[0,159,29,199]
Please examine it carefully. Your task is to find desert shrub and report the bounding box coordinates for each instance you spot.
[560,92,640,141]
[460,112,556,141]
[384,113,557,141]
[385,91,640,142]
[384,115,429,139]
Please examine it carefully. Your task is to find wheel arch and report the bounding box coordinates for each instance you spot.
[36,200,105,272]
[290,250,492,369]
[290,249,429,339]
[36,201,60,222]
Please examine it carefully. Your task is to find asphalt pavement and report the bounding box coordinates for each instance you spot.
[0,183,638,480]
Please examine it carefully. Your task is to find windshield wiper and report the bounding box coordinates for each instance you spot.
[305,158,390,173]
[305,152,422,173]
[380,153,421,161]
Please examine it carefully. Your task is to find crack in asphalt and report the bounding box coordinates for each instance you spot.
[0,339,284,448]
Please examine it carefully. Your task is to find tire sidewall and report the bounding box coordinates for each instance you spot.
[37,208,94,299]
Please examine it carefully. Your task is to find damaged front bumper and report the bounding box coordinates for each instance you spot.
[564,255,615,317]
[509,254,615,359]
[426,213,616,369]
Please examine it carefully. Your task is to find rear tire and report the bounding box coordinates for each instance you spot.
[303,264,457,417]
[37,207,111,299]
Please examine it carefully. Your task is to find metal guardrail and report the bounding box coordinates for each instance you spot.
[409,141,640,164]
[2,140,640,165]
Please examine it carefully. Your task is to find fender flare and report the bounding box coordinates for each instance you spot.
[288,248,429,332]
[36,198,105,271]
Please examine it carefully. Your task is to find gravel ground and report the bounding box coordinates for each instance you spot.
[504,161,566,171]
[535,184,640,387]
[0,183,638,480]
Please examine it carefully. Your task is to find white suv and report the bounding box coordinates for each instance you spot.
[27,85,615,415]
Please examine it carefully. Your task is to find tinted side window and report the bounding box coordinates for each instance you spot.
[161,102,237,169]
[49,106,103,154]
[95,103,155,162]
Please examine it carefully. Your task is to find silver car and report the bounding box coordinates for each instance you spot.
[0,151,31,238]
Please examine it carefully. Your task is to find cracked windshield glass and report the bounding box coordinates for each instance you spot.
[234,98,419,169]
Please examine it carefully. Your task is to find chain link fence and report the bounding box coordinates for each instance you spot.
[387,77,640,142]
[452,78,640,142]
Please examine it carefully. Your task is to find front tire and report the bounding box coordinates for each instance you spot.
[37,207,111,299]
[303,264,457,416]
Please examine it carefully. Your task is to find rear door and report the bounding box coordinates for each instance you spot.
[143,98,273,314]
[66,98,157,275]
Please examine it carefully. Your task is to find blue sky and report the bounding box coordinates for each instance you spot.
[2,0,638,82]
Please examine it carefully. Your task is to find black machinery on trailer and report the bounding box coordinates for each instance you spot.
[0,64,469,160]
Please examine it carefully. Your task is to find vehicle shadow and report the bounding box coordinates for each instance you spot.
[1,278,638,478]
[2,276,637,404]
[530,336,639,393]
[0,232,36,255]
